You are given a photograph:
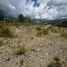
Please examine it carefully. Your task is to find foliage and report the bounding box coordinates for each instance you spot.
[18,14,24,22]
[20,59,24,66]
[36,31,42,37]
[36,26,41,31]
[0,10,5,21]
[0,40,4,46]
[50,27,60,33]
[54,56,60,62]
[61,32,67,39]
[47,62,61,67]
[0,14,4,21]
[0,27,14,38]
[15,44,27,55]
[36,27,49,37]
[42,28,49,35]
[47,57,62,67]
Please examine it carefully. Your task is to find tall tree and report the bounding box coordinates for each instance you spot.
[18,14,24,22]
[0,10,4,21]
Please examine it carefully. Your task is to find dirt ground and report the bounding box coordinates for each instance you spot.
[0,25,67,67]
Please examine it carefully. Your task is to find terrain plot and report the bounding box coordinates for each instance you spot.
[0,22,67,67]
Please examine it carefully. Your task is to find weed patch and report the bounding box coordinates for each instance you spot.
[15,44,27,55]
[0,27,14,38]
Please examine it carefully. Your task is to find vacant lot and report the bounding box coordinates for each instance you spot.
[0,22,67,67]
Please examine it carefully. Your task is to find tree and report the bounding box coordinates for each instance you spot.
[0,10,5,21]
[0,14,4,21]
[18,14,24,22]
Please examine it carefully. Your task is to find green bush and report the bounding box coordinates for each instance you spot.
[36,27,41,31]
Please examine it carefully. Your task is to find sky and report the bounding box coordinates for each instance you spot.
[0,0,67,20]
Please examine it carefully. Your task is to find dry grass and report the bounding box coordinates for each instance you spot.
[0,26,14,38]
[36,31,42,37]
[50,27,60,33]
[36,26,42,31]
[42,28,49,35]
[47,57,62,67]
[36,27,49,37]
[20,59,24,66]
[0,40,4,47]
[15,44,27,55]
[61,32,67,39]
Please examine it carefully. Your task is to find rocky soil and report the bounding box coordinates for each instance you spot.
[0,25,67,67]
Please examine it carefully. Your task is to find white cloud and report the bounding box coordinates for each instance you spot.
[8,4,16,10]
[21,0,67,19]
[0,0,67,19]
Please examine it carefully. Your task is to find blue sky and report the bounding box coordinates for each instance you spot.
[0,0,67,19]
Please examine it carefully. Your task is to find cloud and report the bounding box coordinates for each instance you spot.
[0,0,67,19]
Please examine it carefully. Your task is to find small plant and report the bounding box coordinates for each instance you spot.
[36,28,49,37]
[42,28,48,35]
[47,62,61,67]
[0,40,3,46]
[0,27,14,38]
[36,31,42,37]
[54,56,60,62]
[51,27,60,33]
[36,27,41,31]
[47,57,62,67]
[15,44,27,55]
[20,59,24,66]
[61,32,67,39]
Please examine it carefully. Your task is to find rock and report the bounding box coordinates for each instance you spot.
[49,43,53,45]
[3,56,10,62]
